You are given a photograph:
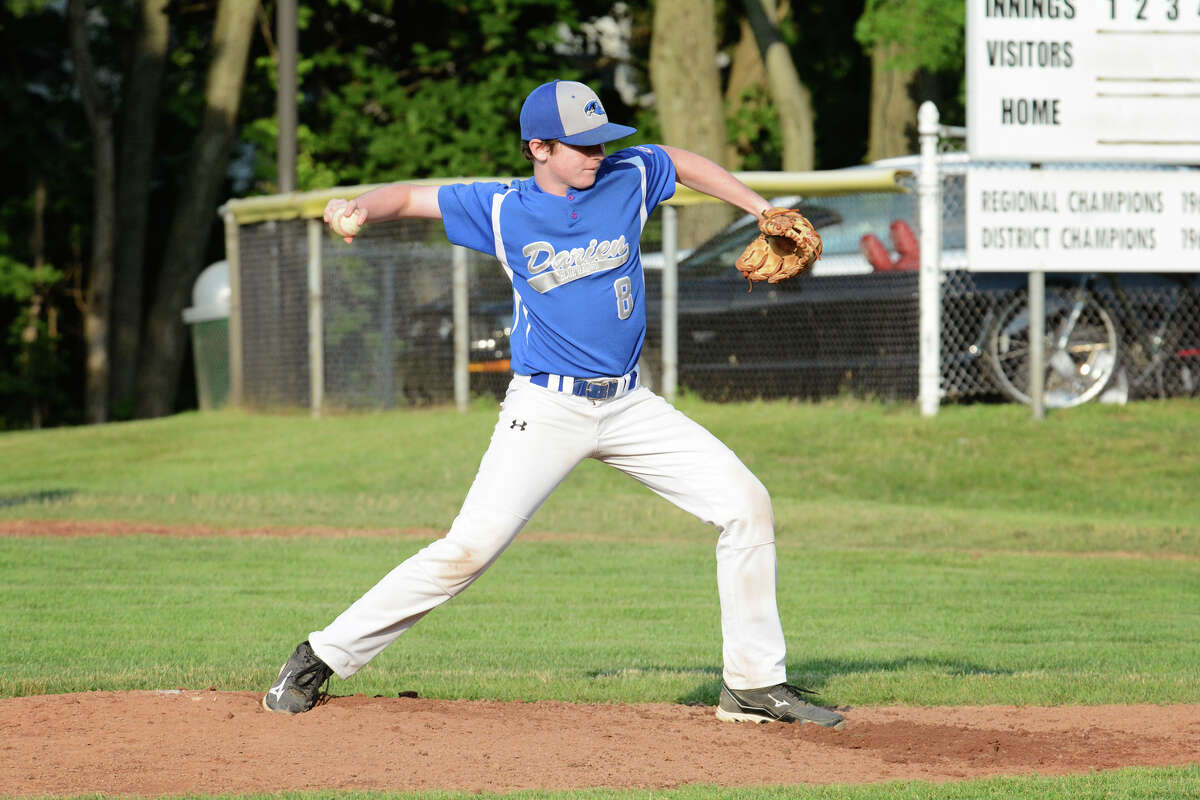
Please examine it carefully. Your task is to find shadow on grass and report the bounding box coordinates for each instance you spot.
[0,489,76,508]
[591,656,1013,706]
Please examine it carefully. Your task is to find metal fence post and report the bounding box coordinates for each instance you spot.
[453,245,469,412]
[222,208,243,410]
[1028,271,1046,420]
[661,204,678,404]
[307,219,324,418]
[380,262,396,409]
[917,101,943,417]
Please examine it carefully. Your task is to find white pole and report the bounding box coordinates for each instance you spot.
[307,219,324,418]
[917,101,943,417]
[452,245,469,412]
[222,208,243,410]
[661,205,678,404]
[1028,271,1045,420]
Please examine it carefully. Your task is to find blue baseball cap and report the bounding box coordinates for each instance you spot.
[520,80,636,146]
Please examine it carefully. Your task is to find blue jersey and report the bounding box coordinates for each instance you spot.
[438,144,676,378]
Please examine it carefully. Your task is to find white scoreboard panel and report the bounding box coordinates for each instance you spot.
[967,167,1200,271]
[967,0,1200,163]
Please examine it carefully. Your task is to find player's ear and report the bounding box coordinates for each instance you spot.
[527,138,558,164]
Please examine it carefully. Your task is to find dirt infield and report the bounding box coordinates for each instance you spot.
[3,691,1199,796]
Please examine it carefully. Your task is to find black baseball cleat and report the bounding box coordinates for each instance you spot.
[262,641,334,714]
[716,681,845,729]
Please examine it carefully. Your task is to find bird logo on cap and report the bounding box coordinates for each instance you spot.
[583,99,604,117]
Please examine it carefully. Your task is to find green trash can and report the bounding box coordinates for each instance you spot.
[182,261,231,410]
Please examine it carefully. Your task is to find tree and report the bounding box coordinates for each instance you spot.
[67,0,119,424]
[134,0,259,418]
[240,0,617,193]
[856,0,964,160]
[740,0,813,171]
[0,1,88,428]
[649,0,732,247]
[7,0,637,425]
[3,0,899,425]
[63,0,259,420]
[0,236,66,429]
[718,1,871,170]
[723,15,767,169]
[109,0,169,418]
[863,39,916,161]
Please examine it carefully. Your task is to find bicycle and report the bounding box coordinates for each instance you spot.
[984,273,1200,408]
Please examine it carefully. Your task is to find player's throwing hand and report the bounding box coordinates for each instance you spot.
[324,198,366,242]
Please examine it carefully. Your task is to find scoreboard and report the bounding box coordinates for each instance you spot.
[967,0,1200,163]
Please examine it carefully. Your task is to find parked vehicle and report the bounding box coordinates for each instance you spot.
[639,199,927,400]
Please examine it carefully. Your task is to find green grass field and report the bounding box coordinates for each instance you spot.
[1,397,1197,799]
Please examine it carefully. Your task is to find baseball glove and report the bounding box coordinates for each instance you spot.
[734,207,822,290]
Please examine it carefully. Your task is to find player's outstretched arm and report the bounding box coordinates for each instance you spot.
[323,183,442,243]
[660,145,771,219]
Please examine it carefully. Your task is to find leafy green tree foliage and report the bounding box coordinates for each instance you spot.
[715,0,871,170]
[243,0,620,192]
[855,0,965,123]
[855,0,964,74]
[0,2,87,427]
[0,0,933,426]
[0,240,68,429]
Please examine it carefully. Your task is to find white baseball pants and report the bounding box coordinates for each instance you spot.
[309,377,788,690]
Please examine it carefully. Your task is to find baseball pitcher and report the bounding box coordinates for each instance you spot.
[263,79,838,728]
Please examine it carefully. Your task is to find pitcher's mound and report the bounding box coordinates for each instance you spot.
[3,691,1199,796]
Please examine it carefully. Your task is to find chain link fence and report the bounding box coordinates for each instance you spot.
[237,217,511,408]
[927,125,1200,408]
[221,160,1198,412]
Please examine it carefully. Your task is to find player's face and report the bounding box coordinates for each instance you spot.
[542,141,606,193]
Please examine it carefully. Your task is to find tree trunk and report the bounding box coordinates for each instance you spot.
[866,41,919,162]
[110,0,171,418]
[723,18,766,170]
[649,0,734,248]
[30,179,49,429]
[741,0,814,171]
[135,0,260,418]
[67,0,117,424]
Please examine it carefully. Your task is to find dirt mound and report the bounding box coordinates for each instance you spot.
[3,691,1198,796]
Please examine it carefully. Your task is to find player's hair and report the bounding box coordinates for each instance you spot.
[521,138,559,162]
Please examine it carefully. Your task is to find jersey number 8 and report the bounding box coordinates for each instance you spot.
[614,276,633,320]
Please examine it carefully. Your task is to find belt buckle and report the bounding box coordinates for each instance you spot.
[583,378,617,400]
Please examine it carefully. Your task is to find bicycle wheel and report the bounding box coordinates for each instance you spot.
[986,288,1120,408]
